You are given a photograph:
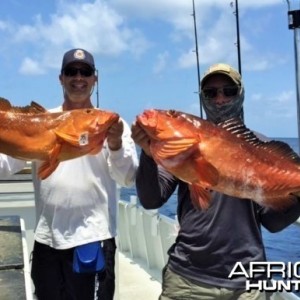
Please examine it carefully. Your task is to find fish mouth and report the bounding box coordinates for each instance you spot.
[93,114,119,133]
[138,109,158,128]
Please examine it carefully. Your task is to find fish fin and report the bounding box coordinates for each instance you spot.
[0,97,47,114]
[218,118,300,164]
[154,138,199,158]
[88,144,103,155]
[193,155,219,186]
[0,97,13,110]
[17,101,47,114]
[179,144,220,186]
[189,184,211,210]
[154,143,219,187]
[30,101,47,113]
[156,142,219,186]
[38,143,62,179]
[89,149,100,155]
[38,161,60,179]
[54,130,86,146]
[258,140,300,164]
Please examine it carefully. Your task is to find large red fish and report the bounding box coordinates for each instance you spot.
[136,109,300,210]
[0,98,119,179]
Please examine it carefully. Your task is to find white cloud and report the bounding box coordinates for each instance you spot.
[112,0,286,72]
[112,0,282,19]
[19,57,45,75]
[244,60,270,71]
[251,93,263,102]
[153,51,169,74]
[0,0,287,75]
[4,0,151,71]
[0,20,9,31]
[177,48,196,69]
[272,90,295,118]
[250,89,295,119]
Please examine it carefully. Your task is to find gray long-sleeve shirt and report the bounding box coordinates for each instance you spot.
[136,150,300,289]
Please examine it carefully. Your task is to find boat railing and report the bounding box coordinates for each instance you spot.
[117,195,300,300]
[118,196,178,282]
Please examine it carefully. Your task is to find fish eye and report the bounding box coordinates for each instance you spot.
[86,109,92,114]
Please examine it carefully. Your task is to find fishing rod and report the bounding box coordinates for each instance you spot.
[286,0,300,154]
[234,0,242,76]
[231,0,244,121]
[96,68,99,108]
[191,0,203,118]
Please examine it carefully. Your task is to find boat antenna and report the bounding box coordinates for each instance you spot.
[191,0,203,118]
[286,0,300,153]
[231,0,244,121]
[96,68,99,108]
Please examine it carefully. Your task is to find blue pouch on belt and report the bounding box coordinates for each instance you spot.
[73,241,105,273]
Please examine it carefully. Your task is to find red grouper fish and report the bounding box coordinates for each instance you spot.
[0,97,119,179]
[136,108,300,210]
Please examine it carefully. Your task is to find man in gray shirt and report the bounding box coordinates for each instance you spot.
[131,63,300,299]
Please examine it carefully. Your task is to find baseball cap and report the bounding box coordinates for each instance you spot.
[201,63,241,89]
[61,48,95,72]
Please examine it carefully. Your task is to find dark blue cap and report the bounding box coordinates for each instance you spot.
[61,48,95,72]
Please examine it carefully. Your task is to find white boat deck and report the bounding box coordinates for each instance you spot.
[118,252,161,299]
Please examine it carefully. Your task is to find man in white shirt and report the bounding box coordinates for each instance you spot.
[0,48,138,300]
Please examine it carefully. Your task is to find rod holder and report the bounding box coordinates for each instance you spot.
[288,10,300,29]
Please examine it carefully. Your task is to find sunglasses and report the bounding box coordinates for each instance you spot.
[202,86,239,99]
[63,67,94,77]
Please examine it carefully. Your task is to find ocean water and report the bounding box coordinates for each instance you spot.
[120,137,300,295]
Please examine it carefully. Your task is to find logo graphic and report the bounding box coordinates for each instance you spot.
[229,262,300,292]
[79,132,89,146]
[73,49,85,60]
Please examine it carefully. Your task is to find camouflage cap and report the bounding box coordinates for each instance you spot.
[201,63,241,88]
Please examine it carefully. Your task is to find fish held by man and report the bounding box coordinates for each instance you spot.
[136,109,300,210]
[0,98,119,179]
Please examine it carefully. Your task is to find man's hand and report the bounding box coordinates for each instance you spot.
[107,118,123,151]
[131,122,152,157]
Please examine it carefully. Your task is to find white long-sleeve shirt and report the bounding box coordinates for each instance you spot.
[0,106,138,249]
[33,106,138,249]
[0,155,27,177]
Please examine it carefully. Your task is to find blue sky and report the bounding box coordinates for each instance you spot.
[0,0,299,137]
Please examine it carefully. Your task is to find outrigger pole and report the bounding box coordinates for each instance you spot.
[191,0,203,118]
[286,0,300,153]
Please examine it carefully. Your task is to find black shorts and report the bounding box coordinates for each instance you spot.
[31,238,116,300]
